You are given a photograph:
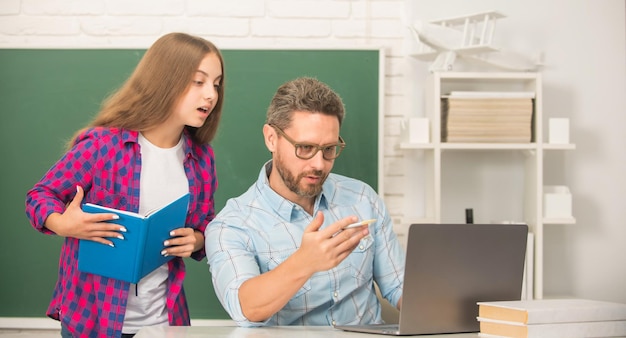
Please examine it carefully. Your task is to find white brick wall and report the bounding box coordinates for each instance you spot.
[0,0,409,223]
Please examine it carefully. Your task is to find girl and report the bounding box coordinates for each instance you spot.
[25,32,224,337]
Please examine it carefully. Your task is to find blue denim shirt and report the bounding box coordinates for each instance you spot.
[206,161,404,327]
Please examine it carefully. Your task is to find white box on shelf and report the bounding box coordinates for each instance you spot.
[549,118,570,144]
[408,118,429,144]
[543,185,572,218]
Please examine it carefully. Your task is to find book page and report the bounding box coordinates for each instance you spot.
[83,203,145,218]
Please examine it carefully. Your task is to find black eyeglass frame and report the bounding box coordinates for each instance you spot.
[269,124,346,160]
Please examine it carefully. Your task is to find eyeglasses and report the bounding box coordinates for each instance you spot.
[270,124,346,160]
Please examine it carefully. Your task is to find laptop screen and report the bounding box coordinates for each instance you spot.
[400,223,528,334]
[336,223,528,336]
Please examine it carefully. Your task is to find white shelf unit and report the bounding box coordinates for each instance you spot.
[399,72,575,300]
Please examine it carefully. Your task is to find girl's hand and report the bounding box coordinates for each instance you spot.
[44,186,126,247]
[162,227,204,258]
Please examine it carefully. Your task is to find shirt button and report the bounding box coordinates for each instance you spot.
[332,320,336,326]
[359,245,364,250]
[334,292,338,298]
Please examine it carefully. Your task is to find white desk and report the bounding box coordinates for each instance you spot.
[135,325,480,337]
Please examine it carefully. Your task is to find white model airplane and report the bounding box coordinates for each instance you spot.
[409,11,542,72]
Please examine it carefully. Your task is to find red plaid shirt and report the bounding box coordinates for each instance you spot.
[25,127,217,337]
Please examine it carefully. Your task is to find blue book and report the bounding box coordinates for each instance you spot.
[78,193,190,283]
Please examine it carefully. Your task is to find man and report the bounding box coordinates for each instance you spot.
[205,77,404,327]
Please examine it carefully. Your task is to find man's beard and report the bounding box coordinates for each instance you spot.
[274,155,327,198]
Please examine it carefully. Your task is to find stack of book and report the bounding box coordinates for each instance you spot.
[441,91,534,143]
[477,299,626,338]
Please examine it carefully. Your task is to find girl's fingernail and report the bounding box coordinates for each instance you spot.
[163,240,170,246]
[117,235,124,240]
[161,250,168,256]
[119,227,127,232]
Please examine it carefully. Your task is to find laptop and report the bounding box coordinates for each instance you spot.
[335,223,528,336]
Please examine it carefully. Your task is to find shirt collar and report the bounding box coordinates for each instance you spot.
[180,129,196,161]
[123,128,195,161]
[257,160,329,221]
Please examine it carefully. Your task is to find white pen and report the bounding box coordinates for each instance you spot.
[343,218,377,229]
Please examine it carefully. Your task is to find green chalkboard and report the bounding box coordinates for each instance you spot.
[0,48,379,319]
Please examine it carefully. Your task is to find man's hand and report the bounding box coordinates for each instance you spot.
[295,212,369,274]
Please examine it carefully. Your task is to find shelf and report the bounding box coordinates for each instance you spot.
[543,143,576,150]
[400,217,438,225]
[400,71,572,300]
[399,142,435,150]
[401,142,576,151]
[543,217,576,225]
[435,71,540,81]
[400,142,537,150]
[440,143,537,150]
[401,217,546,225]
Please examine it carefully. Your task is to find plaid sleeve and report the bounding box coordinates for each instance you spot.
[25,129,99,233]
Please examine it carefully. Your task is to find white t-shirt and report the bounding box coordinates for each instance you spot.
[122,133,189,334]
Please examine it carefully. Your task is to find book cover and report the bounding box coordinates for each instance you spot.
[478,317,626,338]
[78,192,190,283]
[477,299,626,324]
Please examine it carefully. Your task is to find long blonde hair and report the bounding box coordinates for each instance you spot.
[70,32,225,147]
